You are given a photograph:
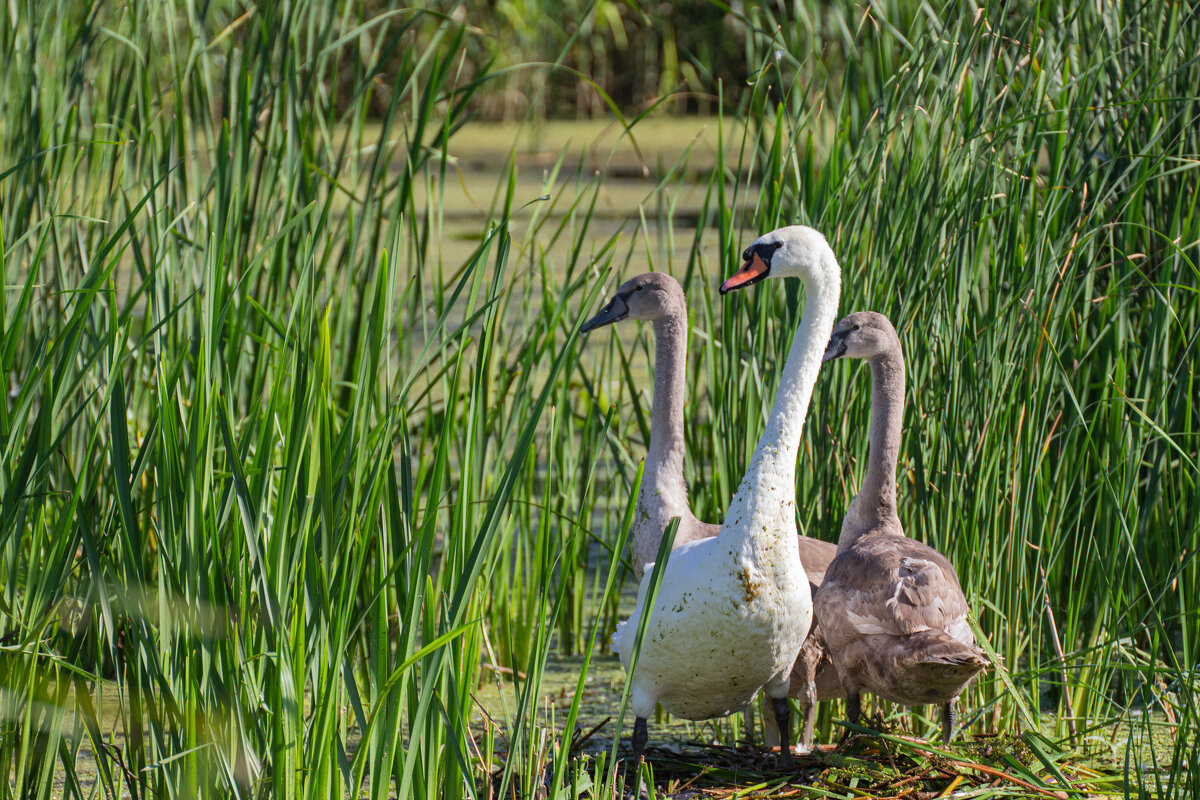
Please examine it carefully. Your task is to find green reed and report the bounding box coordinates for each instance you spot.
[1,0,1197,797]
[696,0,1197,777]
[580,0,1198,788]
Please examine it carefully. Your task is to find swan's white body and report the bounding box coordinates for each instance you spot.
[614,482,813,719]
[613,226,842,724]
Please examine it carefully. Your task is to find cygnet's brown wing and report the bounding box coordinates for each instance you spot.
[888,553,971,634]
[797,535,837,587]
[820,535,972,644]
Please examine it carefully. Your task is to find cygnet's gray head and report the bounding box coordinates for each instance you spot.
[581,272,686,332]
[822,311,902,362]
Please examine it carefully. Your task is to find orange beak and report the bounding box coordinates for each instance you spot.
[719,253,771,295]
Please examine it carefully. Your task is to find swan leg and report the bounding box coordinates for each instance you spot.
[632,717,648,757]
[847,693,862,726]
[763,695,781,749]
[941,702,956,742]
[798,652,819,752]
[838,693,862,745]
[799,689,816,753]
[742,701,757,745]
[771,697,792,767]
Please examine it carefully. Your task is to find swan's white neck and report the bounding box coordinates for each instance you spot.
[720,265,841,553]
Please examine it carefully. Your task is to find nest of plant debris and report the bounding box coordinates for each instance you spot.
[625,731,1090,799]
[485,716,1121,799]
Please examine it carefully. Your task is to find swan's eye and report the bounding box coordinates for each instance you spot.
[771,242,783,250]
[636,284,645,292]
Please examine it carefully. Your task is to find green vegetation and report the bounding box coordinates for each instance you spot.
[1,0,1196,798]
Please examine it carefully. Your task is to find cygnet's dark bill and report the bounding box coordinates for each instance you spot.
[580,293,630,332]
[718,252,770,295]
[822,332,848,362]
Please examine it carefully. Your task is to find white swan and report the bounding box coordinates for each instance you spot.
[611,226,841,764]
[583,272,842,751]
[814,312,988,741]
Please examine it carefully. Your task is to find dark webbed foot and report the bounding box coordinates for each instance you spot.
[771,697,792,767]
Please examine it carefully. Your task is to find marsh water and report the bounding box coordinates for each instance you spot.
[416,117,758,280]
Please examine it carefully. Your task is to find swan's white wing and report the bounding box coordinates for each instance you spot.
[614,536,712,660]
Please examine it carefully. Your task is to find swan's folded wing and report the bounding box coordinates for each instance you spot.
[614,565,654,653]
[884,555,971,636]
[611,620,627,653]
[824,547,971,639]
[797,535,838,587]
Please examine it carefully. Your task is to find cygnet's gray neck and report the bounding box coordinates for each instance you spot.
[642,312,691,512]
[837,346,905,550]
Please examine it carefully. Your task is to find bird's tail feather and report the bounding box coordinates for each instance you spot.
[899,630,989,679]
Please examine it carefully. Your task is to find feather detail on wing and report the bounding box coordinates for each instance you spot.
[820,536,972,643]
[883,555,970,634]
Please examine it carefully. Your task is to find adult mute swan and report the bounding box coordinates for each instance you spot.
[583,272,841,752]
[581,272,838,583]
[610,226,841,764]
[814,312,988,741]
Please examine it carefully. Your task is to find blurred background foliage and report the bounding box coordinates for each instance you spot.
[359,0,751,118]
[1,0,1198,797]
